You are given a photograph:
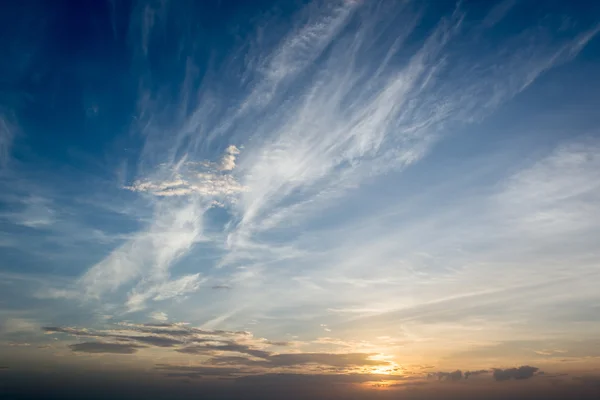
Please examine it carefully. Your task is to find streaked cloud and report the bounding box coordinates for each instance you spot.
[0,114,14,168]
[0,196,55,228]
[481,0,517,28]
[149,311,168,321]
[69,342,145,354]
[124,146,246,199]
[44,321,391,373]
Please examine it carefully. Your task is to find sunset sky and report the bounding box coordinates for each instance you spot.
[1,1,600,399]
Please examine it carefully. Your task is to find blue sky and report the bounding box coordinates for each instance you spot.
[1,0,600,398]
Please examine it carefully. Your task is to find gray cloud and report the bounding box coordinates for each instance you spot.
[127,335,183,347]
[0,114,15,168]
[429,370,463,381]
[46,323,388,372]
[205,352,388,369]
[211,285,231,290]
[464,369,490,379]
[492,366,540,381]
[427,367,496,382]
[177,343,272,359]
[44,323,383,371]
[43,326,93,336]
[264,340,291,346]
[429,368,529,381]
[44,326,185,347]
[69,342,145,354]
[134,323,251,337]
[43,324,248,346]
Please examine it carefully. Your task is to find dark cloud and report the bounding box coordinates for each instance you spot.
[427,369,492,382]
[178,344,388,369]
[429,370,463,381]
[43,324,249,350]
[47,323,389,373]
[215,343,271,359]
[427,366,540,382]
[44,326,185,347]
[265,340,291,346]
[142,323,174,327]
[212,285,231,290]
[124,335,183,347]
[128,323,251,338]
[43,326,92,336]
[464,369,490,379]
[69,342,145,354]
[178,343,272,359]
[492,366,539,381]
[45,324,250,340]
[0,366,9,370]
[430,368,531,382]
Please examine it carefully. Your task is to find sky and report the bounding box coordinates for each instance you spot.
[1,0,600,399]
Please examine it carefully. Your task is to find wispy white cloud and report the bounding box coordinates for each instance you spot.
[216,4,600,270]
[0,114,14,168]
[242,0,359,110]
[126,174,245,198]
[78,199,207,304]
[0,196,55,228]
[481,0,517,28]
[495,140,600,237]
[125,146,246,199]
[149,311,168,321]
[77,145,250,311]
[126,273,205,312]
[102,1,600,342]
[220,145,241,172]
[222,5,465,260]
